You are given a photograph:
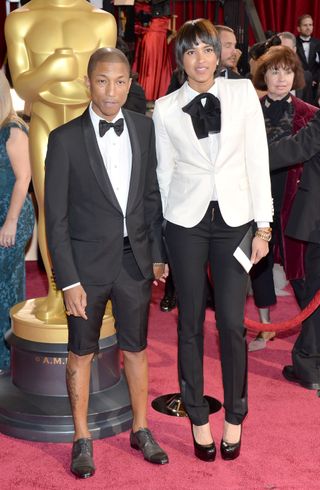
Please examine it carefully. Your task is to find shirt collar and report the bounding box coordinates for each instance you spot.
[186,80,219,102]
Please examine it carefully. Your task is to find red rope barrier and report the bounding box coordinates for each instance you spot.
[244,290,320,332]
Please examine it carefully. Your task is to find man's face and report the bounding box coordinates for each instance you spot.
[219,30,237,69]
[280,36,297,53]
[297,17,313,37]
[86,60,132,121]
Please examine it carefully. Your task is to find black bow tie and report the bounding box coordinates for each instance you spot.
[182,93,221,139]
[301,38,311,43]
[264,94,291,125]
[99,118,124,137]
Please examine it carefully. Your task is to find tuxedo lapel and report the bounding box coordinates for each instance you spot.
[123,109,142,214]
[81,109,122,213]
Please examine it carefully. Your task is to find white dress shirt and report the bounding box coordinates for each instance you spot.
[185,82,220,201]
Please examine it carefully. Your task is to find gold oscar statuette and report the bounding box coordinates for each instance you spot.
[5,0,117,338]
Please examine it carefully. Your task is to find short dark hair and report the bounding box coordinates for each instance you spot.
[253,45,305,91]
[87,47,130,78]
[298,14,312,27]
[175,18,221,70]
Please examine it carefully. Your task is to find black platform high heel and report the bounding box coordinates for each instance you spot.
[220,436,241,460]
[191,422,216,462]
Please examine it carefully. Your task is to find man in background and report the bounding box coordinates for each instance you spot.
[296,14,320,105]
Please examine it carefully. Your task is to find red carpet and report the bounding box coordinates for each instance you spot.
[0,261,319,489]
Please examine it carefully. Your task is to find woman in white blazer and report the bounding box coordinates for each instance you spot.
[153,19,273,462]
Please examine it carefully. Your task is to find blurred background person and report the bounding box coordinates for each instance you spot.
[215,25,242,79]
[249,45,317,351]
[279,31,313,102]
[295,14,320,105]
[0,71,34,372]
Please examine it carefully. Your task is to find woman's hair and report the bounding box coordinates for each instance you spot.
[175,18,221,70]
[0,70,27,128]
[253,45,305,91]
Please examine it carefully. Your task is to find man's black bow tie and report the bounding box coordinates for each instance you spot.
[182,93,221,139]
[99,118,124,137]
[301,38,311,43]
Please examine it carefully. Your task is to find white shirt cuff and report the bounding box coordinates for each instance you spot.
[62,282,80,291]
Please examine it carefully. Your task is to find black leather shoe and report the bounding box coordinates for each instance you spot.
[130,428,169,464]
[220,438,241,461]
[282,365,320,390]
[71,438,95,478]
[191,424,216,462]
[160,295,176,312]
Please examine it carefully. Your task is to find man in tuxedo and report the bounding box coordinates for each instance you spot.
[45,47,168,478]
[268,110,320,391]
[215,25,242,79]
[296,14,320,104]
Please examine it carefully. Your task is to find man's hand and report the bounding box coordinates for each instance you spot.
[250,236,269,265]
[63,284,88,320]
[153,263,169,286]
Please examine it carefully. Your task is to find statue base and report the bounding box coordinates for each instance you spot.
[0,299,132,442]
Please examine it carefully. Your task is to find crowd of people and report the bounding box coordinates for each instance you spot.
[1,1,320,480]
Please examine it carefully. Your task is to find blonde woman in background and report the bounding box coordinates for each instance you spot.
[0,71,34,373]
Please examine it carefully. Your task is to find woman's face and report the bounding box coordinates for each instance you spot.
[264,65,295,100]
[183,41,218,93]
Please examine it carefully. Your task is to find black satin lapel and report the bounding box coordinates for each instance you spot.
[81,109,122,212]
[123,110,141,213]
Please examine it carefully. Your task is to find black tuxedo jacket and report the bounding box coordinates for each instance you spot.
[269,110,320,244]
[45,107,165,289]
[296,36,320,80]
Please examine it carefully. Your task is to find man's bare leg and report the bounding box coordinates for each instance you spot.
[122,350,148,431]
[66,351,94,440]
[123,349,168,464]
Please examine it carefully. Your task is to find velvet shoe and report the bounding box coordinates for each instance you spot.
[71,438,95,478]
[160,295,176,312]
[130,428,169,464]
[282,365,320,390]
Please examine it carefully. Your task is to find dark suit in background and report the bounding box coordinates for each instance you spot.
[269,111,320,388]
[296,36,320,104]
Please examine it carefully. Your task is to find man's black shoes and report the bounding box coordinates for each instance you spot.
[282,365,320,390]
[130,428,169,464]
[71,438,95,478]
[160,295,177,312]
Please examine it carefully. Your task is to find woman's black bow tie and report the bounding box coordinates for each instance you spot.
[182,93,221,139]
[264,94,291,125]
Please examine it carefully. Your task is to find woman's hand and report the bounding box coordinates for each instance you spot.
[250,236,269,265]
[0,219,18,247]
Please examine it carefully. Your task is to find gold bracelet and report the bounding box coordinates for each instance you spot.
[255,230,272,242]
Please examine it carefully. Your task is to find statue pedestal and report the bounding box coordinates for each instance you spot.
[0,298,132,442]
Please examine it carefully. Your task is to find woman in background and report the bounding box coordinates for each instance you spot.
[249,45,317,351]
[0,71,34,372]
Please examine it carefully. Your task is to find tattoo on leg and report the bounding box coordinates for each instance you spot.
[66,364,79,411]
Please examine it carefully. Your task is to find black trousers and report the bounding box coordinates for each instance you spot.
[292,242,320,383]
[165,202,250,425]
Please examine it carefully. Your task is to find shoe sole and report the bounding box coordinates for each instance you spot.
[283,371,320,390]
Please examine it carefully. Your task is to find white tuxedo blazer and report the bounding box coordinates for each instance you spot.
[153,79,273,228]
